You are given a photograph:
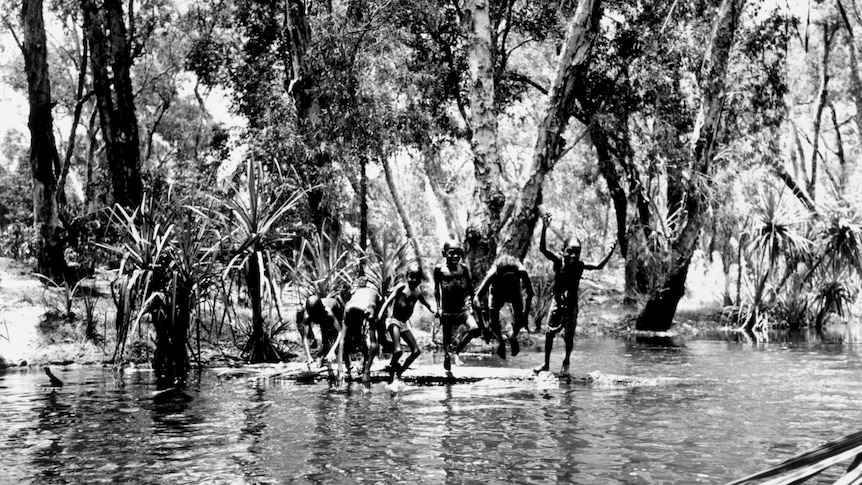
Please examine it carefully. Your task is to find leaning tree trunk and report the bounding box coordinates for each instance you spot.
[382,156,428,274]
[635,0,745,331]
[501,0,602,259]
[462,0,504,278]
[22,0,68,280]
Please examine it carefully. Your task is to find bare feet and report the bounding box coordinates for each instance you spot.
[452,353,464,366]
[533,365,549,374]
[560,361,570,375]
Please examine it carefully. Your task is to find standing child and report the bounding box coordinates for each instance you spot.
[534,212,616,374]
[433,239,481,373]
[376,263,436,385]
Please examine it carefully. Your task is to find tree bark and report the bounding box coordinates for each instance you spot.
[635,0,745,331]
[808,21,835,202]
[501,0,602,259]
[82,0,143,209]
[463,0,504,277]
[22,0,68,280]
[382,156,429,275]
[840,4,862,165]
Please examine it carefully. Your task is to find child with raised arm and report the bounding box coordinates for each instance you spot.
[434,238,481,373]
[376,263,436,385]
[534,212,616,375]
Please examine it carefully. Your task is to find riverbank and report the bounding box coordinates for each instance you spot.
[0,254,727,369]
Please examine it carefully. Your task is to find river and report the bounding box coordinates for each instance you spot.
[2,330,862,484]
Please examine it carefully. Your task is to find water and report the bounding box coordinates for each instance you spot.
[3,334,862,484]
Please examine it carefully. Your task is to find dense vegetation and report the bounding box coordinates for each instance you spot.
[2,0,862,379]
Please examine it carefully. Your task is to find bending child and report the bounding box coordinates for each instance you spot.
[299,294,345,371]
[376,263,436,385]
[534,212,616,374]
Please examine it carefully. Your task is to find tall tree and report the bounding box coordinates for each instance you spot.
[463,0,504,276]
[635,0,746,331]
[501,0,602,258]
[22,0,69,279]
[81,0,143,208]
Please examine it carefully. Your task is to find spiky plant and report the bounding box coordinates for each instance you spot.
[742,186,811,330]
[100,193,175,371]
[287,226,355,302]
[215,159,305,363]
[363,236,414,297]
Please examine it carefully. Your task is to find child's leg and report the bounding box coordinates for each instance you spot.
[361,315,379,389]
[561,309,578,374]
[455,312,480,355]
[489,305,506,359]
[398,329,422,375]
[442,315,453,371]
[534,304,563,373]
[388,322,403,382]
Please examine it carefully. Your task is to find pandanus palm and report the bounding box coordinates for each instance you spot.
[742,188,811,331]
[218,159,305,363]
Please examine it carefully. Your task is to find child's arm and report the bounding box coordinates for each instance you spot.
[585,241,618,270]
[473,267,494,308]
[376,284,402,321]
[540,213,561,265]
[322,315,344,364]
[433,267,442,315]
[418,287,437,314]
[520,267,535,315]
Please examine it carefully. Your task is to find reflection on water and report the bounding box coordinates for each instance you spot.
[3,333,862,484]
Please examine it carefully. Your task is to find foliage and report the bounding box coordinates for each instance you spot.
[212,158,305,362]
[287,227,355,301]
[726,430,862,485]
[363,236,414,297]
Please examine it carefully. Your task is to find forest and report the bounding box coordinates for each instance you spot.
[1,0,861,382]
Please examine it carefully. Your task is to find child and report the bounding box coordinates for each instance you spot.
[534,212,616,374]
[376,263,436,385]
[474,253,534,359]
[433,239,481,373]
[338,277,382,389]
[298,294,345,370]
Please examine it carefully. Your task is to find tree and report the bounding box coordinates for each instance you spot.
[501,0,602,259]
[21,0,68,279]
[81,0,143,208]
[462,0,504,276]
[635,0,746,331]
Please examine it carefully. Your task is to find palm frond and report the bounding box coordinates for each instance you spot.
[727,431,862,485]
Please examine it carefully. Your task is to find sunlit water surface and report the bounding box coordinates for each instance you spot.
[3,331,862,484]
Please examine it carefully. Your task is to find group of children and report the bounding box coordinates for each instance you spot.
[298,211,617,389]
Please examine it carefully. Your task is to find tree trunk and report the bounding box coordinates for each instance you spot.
[382,156,427,274]
[501,0,602,259]
[22,0,68,280]
[808,22,834,202]
[635,0,745,331]
[840,6,862,165]
[463,0,504,277]
[282,0,337,230]
[82,0,143,209]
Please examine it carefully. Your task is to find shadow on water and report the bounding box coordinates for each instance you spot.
[32,388,72,482]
